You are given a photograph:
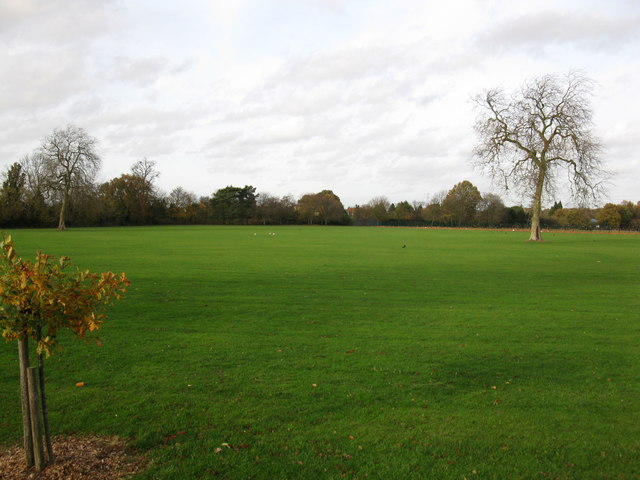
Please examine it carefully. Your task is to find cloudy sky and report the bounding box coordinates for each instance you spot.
[1,0,638,207]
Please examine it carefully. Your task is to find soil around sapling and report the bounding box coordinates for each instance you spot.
[0,435,148,480]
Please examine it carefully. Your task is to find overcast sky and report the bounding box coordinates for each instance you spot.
[1,0,638,208]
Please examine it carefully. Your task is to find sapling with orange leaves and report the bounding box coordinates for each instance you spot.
[0,234,129,471]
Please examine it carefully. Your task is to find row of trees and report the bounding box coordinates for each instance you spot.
[350,181,528,227]
[2,152,638,230]
[350,181,640,230]
[0,147,352,227]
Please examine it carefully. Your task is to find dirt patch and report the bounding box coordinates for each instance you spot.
[0,435,148,480]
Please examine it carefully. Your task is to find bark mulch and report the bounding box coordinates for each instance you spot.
[0,435,148,480]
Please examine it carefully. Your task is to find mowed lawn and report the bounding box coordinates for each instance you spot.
[0,226,638,479]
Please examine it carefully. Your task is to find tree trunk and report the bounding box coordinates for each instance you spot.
[529,164,546,241]
[529,212,542,241]
[529,206,542,242]
[18,337,35,468]
[57,189,67,230]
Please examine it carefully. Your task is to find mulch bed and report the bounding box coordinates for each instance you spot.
[0,435,148,480]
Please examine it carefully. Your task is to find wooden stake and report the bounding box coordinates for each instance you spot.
[18,338,34,468]
[27,367,46,471]
[36,326,55,462]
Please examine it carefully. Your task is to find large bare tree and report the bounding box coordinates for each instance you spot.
[473,72,606,241]
[39,125,101,230]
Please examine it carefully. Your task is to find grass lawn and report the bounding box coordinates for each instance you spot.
[0,226,638,479]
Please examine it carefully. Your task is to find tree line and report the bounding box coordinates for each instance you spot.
[1,142,638,230]
[352,183,640,230]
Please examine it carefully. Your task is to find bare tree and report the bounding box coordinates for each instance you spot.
[21,153,48,198]
[39,125,101,230]
[19,153,53,226]
[167,186,196,224]
[422,190,448,225]
[131,157,160,190]
[473,72,606,241]
[168,186,195,210]
[256,193,296,225]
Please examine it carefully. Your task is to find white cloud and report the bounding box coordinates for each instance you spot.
[0,0,638,207]
[0,0,120,45]
[476,11,640,54]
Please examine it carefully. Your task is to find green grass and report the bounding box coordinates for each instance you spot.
[1,226,638,479]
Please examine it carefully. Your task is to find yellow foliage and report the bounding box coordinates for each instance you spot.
[0,234,129,356]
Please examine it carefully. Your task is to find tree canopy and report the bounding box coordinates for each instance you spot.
[442,180,482,226]
[297,190,348,225]
[210,186,257,225]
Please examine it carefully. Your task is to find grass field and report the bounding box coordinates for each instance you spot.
[0,226,638,479]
